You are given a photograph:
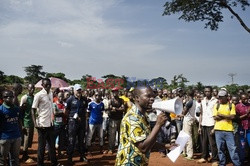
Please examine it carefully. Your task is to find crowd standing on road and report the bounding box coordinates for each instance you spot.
[0,82,250,166]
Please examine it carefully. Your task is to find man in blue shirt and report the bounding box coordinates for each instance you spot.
[86,91,104,154]
[66,84,88,165]
[0,90,22,166]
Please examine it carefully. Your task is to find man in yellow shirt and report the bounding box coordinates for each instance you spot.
[213,90,241,166]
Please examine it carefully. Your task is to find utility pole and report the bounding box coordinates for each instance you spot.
[228,73,236,84]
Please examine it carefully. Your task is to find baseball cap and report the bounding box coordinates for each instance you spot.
[218,90,228,97]
[112,87,119,91]
[74,84,82,91]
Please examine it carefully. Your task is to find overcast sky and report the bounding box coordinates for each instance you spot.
[0,0,249,86]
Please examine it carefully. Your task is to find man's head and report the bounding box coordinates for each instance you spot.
[27,84,35,96]
[112,87,119,98]
[218,90,228,104]
[240,93,249,105]
[74,84,82,99]
[176,87,184,97]
[157,89,163,98]
[195,92,203,103]
[127,91,134,102]
[64,91,70,101]
[42,78,51,93]
[204,86,212,99]
[231,95,239,105]
[187,89,195,98]
[134,85,155,112]
[162,89,168,99]
[212,88,218,97]
[57,92,64,103]
[94,91,102,103]
[2,90,14,106]
[12,83,23,96]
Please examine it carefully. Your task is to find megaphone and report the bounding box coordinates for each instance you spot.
[152,97,183,115]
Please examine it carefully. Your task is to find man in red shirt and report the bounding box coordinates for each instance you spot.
[235,93,250,164]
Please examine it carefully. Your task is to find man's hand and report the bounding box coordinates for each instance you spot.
[198,127,202,134]
[165,142,179,150]
[22,127,27,135]
[155,112,168,127]
[210,129,215,135]
[34,123,39,129]
[111,107,116,112]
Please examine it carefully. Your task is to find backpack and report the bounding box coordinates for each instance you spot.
[216,103,232,112]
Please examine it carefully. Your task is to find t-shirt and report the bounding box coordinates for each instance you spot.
[88,101,104,125]
[20,94,34,128]
[53,102,65,126]
[0,103,21,139]
[115,105,151,166]
[66,95,88,120]
[213,103,236,131]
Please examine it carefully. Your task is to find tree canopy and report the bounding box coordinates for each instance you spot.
[163,0,250,33]
[24,65,46,84]
[1,65,249,95]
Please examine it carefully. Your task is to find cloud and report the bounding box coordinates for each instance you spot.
[0,0,249,86]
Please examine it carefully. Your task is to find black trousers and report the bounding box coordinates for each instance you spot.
[67,118,86,159]
[201,126,218,162]
[37,127,57,166]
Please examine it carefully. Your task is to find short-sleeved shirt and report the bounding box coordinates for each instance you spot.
[115,105,151,166]
[88,101,104,125]
[32,88,54,127]
[0,103,21,140]
[213,103,236,131]
[20,94,34,128]
[184,99,196,121]
[236,102,250,130]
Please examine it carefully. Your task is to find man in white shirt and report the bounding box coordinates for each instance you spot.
[32,78,62,166]
[197,86,218,165]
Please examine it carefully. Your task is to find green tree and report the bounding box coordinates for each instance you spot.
[169,74,189,89]
[195,81,204,92]
[225,83,239,95]
[102,74,125,90]
[24,65,46,84]
[163,0,250,33]
[46,72,69,82]
[81,74,93,89]
[149,77,168,89]
[0,70,6,84]
[5,75,24,84]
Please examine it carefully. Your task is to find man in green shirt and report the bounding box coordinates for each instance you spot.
[20,84,35,163]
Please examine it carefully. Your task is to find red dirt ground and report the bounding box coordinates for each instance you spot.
[20,132,234,166]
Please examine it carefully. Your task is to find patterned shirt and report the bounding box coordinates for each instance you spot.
[115,105,151,166]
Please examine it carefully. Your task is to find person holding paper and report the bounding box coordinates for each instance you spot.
[115,85,177,166]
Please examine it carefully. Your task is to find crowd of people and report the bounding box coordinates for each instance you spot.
[0,79,249,166]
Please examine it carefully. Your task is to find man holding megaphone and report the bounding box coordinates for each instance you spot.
[115,85,178,166]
